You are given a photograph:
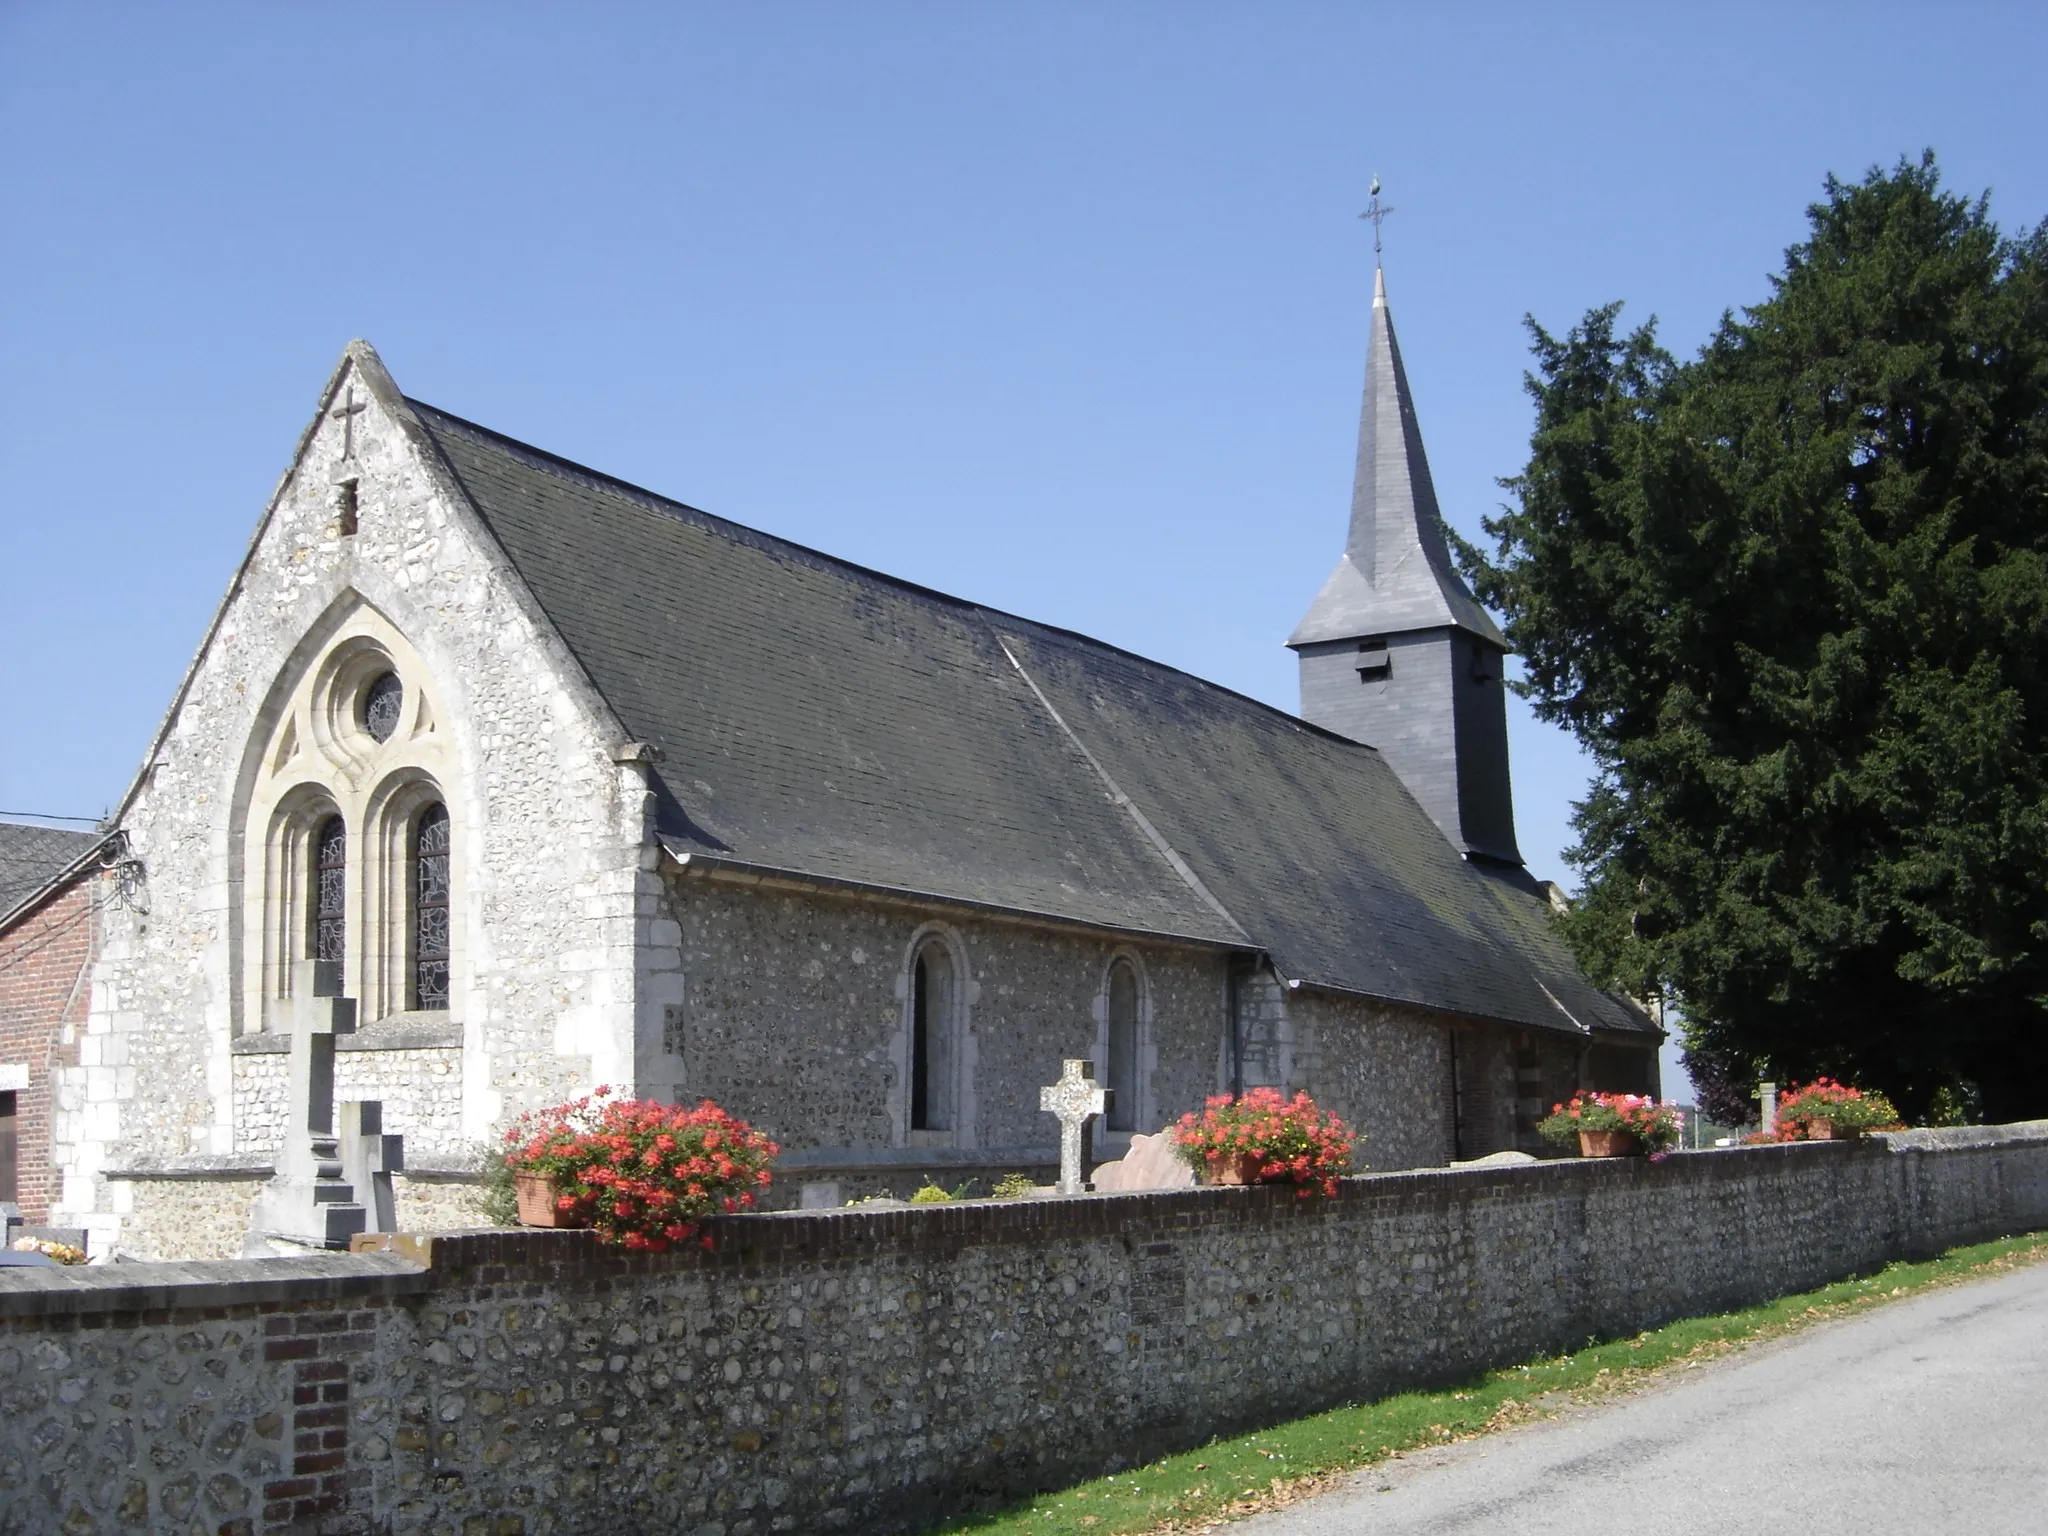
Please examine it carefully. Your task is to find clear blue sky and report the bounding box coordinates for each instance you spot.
[5,4,2043,1090]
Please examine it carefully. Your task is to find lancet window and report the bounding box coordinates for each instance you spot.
[311,814,347,994]
[412,803,451,1011]
[1106,958,1139,1132]
[910,940,956,1133]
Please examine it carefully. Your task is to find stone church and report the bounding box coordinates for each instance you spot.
[47,269,1657,1258]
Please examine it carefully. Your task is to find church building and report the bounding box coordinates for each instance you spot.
[48,268,1658,1258]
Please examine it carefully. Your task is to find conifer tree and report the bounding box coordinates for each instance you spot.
[1467,154,2048,1123]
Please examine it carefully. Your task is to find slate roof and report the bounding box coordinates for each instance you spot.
[1290,269,1505,649]
[409,400,1653,1039]
[0,822,100,923]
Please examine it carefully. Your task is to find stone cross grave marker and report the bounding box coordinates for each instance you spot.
[1040,1058,1111,1196]
[339,1100,405,1234]
[245,961,368,1253]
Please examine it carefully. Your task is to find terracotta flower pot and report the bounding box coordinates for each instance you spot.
[1205,1152,1265,1186]
[1577,1129,1643,1159]
[1804,1118,1861,1141]
[515,1173,589,1228]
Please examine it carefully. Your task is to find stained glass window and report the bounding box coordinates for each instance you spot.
[311,814,346,994]
[363,672,403,744]
[412,803,451,1011]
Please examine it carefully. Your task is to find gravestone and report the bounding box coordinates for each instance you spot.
[1088,1130,1195,1193]
[1039,1058,1110,1196]
[339,1100,404,1234]
[244,961,367,1254]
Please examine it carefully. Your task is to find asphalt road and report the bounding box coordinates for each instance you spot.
[1237,1257,2048,1536]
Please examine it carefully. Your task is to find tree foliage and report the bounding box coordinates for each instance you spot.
[1466,155,2048,1122]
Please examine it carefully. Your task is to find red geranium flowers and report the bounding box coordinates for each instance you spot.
[501,1087,779,1251]
[1168,1087,1359,1197]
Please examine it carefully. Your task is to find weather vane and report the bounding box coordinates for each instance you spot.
[1359,175,1395,268]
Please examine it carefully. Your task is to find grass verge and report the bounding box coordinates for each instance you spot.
[925,1230,2048,1535]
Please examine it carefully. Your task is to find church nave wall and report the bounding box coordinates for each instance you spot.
[1288,990,1455,1173]
[663,873,1232,1165]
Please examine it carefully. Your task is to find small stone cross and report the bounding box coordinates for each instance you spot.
[329,386,367,459]
[1040,1058,1112,1197]
[244,961,368,1252]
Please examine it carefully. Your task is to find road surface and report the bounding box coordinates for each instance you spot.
[1238,1256,2048,1536]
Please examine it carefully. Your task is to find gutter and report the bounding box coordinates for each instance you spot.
[660,843,1245,954]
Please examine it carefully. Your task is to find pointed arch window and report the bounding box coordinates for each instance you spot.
[1106,959,1139,1132]
[411,803,451,1011]
[910,941,956,1132]
[310,814,347,994]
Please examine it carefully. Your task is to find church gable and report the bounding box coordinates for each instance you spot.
[62,344,654,1206]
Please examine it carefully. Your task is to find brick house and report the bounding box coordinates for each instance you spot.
[0,821,112,1222]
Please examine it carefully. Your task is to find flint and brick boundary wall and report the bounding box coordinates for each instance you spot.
[4,1123,2046,1536]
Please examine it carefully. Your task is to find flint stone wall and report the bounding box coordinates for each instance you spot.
[231,1044,467,1165]
[104,1172,491,1264]
[10,1124,2042,1536]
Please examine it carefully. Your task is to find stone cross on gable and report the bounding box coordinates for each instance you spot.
[1040,1058,1112,1197]
[329,386,367,459]
[244,961,369,1253]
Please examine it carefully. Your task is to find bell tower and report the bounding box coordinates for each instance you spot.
[1288,210,1521,866]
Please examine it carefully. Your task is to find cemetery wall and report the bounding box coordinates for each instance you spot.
[5,1122,2046,1536]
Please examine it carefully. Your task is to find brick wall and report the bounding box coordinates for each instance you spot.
[0,874,97,1222]
[4,1124,2045,1536]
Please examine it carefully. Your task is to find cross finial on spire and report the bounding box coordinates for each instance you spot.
[1359,175,1395,268]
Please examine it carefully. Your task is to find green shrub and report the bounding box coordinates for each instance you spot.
[475,1140,520,1226]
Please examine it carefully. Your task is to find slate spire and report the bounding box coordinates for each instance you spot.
[1289,265,1522,866]
[1289,268,1503,648]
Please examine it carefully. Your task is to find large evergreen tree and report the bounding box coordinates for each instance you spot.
[1466,155,2048,1123]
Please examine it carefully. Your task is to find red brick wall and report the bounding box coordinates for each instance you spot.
[0,874,97,1221]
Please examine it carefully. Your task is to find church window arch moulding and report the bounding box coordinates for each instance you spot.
[234,595,467,1034]
[1096,949,1153,1136]
[899,924,973,1148]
